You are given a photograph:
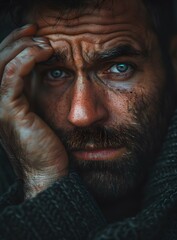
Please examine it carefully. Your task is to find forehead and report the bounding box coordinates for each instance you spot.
[27,0,155,64]
[28,0,151,33]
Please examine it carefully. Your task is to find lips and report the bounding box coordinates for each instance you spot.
[72,147,126,161]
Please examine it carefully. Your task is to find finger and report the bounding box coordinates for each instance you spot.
[0,44,53,101]
[0,37,50,81]
[0,24,37,51]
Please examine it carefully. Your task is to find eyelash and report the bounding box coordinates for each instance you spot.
[48,69,67,79]
[97,62,137,80]
[43,68,72,82]
[42,62,137,85]
[107,63,134,74]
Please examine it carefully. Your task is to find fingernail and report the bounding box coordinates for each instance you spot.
[32,37,48,43]
[38,43,51,48]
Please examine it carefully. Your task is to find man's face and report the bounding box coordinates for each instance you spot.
[27,0,173,201]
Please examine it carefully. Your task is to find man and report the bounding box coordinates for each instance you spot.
[0,0,177,239]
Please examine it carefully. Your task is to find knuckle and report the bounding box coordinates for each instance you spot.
[5,37,30,52]
[21,45,42,57]
[28,45,42,52]
[13,38,24,48]
[9,28,29,43]
[10,28,20,41]
[23,46,34,55]
[1,44,16,59]
[15,37,29,47]
[4,59,20,76]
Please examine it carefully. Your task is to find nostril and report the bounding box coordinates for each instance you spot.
[68,101,95,127]
[68,79,108,127]
[68,98,108,127]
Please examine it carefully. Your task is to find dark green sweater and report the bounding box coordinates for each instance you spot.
[0,109,177,239]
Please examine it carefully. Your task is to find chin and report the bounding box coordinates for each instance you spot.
[71,151,150,203]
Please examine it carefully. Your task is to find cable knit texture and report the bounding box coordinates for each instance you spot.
[0,109,177,239]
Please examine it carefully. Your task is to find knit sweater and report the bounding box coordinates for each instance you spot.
[0,109,177,239]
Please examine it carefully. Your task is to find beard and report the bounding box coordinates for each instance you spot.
[52,104,169,203]
[35,85,173,203]
[54,124,153,201]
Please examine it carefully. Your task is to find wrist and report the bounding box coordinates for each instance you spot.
[24,168,68,199]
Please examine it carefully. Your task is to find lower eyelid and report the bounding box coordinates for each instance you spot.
[104,67,134,75]
[96,67,135,81]
[47,69,72,78]
[103,63,135,72]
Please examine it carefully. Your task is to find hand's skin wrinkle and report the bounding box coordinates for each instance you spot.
[0,26,68,199]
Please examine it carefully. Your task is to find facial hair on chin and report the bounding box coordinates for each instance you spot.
[52,121,161,202]
[35,89,170,202]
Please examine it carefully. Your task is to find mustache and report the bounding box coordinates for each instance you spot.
[53,124,145,152]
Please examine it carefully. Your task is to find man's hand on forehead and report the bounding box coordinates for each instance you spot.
[0,24,68,199]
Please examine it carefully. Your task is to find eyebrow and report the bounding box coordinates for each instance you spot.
[92,44,148,62]
[42,51,67,65]
[41,44,148,66]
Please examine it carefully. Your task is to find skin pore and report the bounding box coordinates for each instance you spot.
[23,0,174,221]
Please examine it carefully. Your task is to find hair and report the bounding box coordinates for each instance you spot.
[144,0,176,44]
[0,0,176,40]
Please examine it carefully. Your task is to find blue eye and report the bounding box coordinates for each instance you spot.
[51,70,62,78]
[109,63,132,74]
[96,62,136,85]
[48,69,66,80]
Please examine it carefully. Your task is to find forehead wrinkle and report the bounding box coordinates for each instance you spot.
[82,49,95,65]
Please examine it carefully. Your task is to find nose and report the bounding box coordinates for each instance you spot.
[67,76,108,127]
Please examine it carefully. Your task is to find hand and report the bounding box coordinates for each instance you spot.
[0,24,68,199]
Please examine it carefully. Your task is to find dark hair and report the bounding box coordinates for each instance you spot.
[0,0,176,41]
[144,0,176,44]
[1,0,105,25]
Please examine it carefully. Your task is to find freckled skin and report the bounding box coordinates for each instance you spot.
[24,0,174,220]
[27,0,165,130]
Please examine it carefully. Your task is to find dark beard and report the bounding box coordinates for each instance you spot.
[35,87,172,203]
[52,121,162,202]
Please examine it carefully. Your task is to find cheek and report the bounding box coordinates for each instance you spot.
[105,84,161,126]
[35,90,71,127]
[105,89,139,125]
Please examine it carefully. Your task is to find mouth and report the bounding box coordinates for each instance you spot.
[72,147,126,161]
